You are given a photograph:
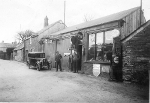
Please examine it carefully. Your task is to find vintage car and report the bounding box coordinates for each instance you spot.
[27,52,51,71]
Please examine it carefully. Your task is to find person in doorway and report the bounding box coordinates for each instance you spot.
[72,50,80,73]
[69,54,73,72]
[110,54,122,82]
[55,51,62,72]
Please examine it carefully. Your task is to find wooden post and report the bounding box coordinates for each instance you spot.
[64,1,66,28]
[103,32,105,61]
[85,33,89,61]
[103,31,105,44]
[94,33,97,60]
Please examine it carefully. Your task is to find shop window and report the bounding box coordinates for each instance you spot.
[87,29,119,62]
[88,33,96,61]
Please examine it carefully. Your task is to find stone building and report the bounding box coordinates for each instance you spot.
[0,41,16,60]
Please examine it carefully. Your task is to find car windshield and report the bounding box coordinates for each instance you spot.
[28,53,45,58]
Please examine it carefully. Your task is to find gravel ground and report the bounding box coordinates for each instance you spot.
[0,59,148,102]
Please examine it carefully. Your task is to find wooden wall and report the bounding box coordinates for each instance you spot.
[120,8,146,40]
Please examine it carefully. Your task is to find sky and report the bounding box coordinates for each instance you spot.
[0,0,150,43]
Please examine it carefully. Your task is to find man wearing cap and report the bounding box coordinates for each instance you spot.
[55,51,62,72]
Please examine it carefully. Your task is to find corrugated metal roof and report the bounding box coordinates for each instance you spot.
[14,43,24,50]
[0,43,16,48]
[49,6,140,37]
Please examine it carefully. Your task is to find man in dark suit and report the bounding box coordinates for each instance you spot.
[72,50,80,73]
[111,54,122,82]
[55,51,62,72]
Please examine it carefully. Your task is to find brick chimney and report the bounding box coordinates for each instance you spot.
[44,16,48,27]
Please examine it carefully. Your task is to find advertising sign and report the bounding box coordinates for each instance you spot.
[93,64,101,77]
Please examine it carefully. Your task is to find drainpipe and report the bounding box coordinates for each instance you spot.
[94,33,97,60]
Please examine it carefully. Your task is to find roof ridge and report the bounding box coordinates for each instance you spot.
[37,20,64,35]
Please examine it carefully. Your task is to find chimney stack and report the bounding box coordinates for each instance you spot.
[44,16,48,27]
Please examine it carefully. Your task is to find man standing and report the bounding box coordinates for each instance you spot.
[69,54,73,72]
[111,54,122,82]
[72,50,80,73]
[55,51,62,72]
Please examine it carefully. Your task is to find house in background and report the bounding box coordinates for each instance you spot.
[24,16,66,64]
[13,43,24,62]
[24,33,42,62]
[0,41,17,60]
[37,19,66,67]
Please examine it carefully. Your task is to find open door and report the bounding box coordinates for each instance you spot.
[77,45,82,71]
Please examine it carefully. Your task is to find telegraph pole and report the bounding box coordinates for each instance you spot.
[64,1,66,28]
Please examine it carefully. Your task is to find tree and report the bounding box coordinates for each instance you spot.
[15,30,34,42]
[83,14,95,22]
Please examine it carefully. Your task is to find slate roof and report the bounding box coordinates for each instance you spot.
[0,43,16,48]
[49,6,140,37]
[38,20,66,41]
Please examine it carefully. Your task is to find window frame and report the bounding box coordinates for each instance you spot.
[87,29,120,62]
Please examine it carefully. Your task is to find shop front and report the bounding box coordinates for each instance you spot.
[81,26,121,77]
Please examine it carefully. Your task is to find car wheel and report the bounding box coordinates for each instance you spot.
[36,64,40,71]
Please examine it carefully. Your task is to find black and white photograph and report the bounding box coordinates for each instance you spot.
[0,0,149,102]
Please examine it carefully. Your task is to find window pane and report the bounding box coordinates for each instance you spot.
[89,34,95,47]
[88,34,95,60]
[96,32,103,44]
[103,29,119,62]
[87,29,119,62]
[105,29,119,44]
[96,32,104,61]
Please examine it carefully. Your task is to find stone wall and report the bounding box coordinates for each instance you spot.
[122,25,150,84]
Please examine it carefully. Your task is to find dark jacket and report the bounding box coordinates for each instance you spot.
[55,54,62,62]
[73,53,80,61]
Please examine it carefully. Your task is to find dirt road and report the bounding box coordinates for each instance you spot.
[0,59,148,102]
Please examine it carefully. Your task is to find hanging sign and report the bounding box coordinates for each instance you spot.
[93,64,101,77]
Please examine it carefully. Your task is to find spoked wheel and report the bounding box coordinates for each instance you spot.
[36,64,41,71]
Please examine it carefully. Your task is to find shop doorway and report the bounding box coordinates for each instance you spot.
[77,44,82,71]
